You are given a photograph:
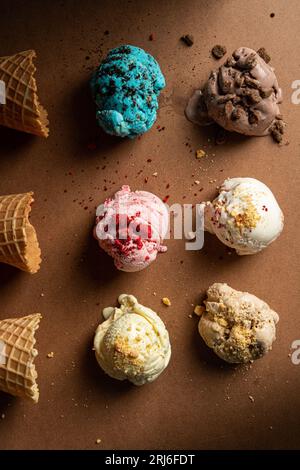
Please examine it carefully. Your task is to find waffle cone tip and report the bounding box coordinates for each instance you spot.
[0,191,42,273]
[0,313,42,403]
[0,50,49,137]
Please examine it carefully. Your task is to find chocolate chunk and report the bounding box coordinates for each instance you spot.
[244,76,260,89]
[212,45,227,59]
[217,94,235,104]
[243,53,257,70]
[235,75,244,88]
[242,89,262,105]
[232,96,242,105]
[231,106,244,120]
[181,34,194,47]
[257,47,271,64]
[270,119,285,143]
[248,110,260,125]
[271,129,283,143]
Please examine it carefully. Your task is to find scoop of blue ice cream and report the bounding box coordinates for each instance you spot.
[90,45,165,138]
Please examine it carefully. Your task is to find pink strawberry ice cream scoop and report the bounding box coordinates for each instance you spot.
[94,185,169,272]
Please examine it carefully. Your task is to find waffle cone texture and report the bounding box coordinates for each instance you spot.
[0,50,49,137]
[0,313,41,402]
[0,192,41,273]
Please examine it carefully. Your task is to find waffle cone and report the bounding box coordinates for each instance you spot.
[0,313,41,402]
[0,192,41,273]
[0,50,49,137]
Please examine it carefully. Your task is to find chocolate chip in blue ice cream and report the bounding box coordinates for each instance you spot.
[90,45,165,138]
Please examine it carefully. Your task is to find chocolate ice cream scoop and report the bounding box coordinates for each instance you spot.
[186,47,284,140]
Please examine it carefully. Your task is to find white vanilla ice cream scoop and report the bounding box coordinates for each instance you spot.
[94,294,171,385]
[198,283,279,363]
[202,177,284,255]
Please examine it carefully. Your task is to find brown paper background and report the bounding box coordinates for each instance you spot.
[0,0,300,450]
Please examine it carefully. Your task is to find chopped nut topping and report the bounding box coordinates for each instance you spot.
[162,297,171,306]
[196,149,206,159]
[194,305,205,316]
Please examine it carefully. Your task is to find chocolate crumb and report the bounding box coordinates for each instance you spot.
[257,47,271,64]
[212,44,227,59]
[271,130,282,143]
[181,34,194,47]
[231,106,243,121]
[270,119,285,143]
[149,33,154,41]
[270,12,275,18]
[243,53,257,69]
[248,110,259,125]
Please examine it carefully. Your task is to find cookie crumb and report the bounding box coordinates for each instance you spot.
[270,118,285,143]
[162,297,171,306]
[1,413,5,420]
[96,438,102,444]
[248,395,255,403]
[196,149,206,159]
[257,47,271,64]
[194,305,205,316]
[47,352,54,359]
[181,34,194,47]
[212,45,227,59]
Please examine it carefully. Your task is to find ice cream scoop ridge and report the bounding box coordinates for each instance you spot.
[94,294,171,385]
[94,185,168,271]
[90,45,165,138]
[198,283,279,363]
[202,177,284,255]
[186,47,284,140]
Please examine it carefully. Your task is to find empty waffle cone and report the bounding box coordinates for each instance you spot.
[0,192,41,273]
[0,313,41,402]
[0,50,49,137]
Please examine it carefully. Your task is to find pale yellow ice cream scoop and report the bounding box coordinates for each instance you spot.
[94,294,171,385]
[198,283,279,363]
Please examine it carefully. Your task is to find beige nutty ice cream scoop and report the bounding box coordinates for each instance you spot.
[94,294,171,385]
[198,283,279,363]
